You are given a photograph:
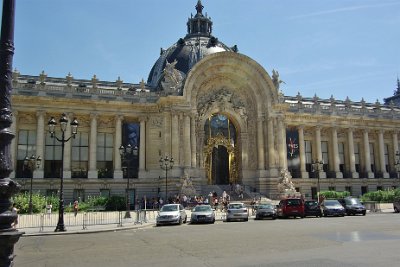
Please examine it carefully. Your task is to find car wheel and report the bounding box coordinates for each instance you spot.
[226,218,231,222]
[183,216,187,223]
[362,211,366,216]
[394,207,399,213]
[178,217,182,225]
[324,213,328,217]
[244,218,248,222]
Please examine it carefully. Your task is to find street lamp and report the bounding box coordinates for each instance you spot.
[119,144,138,219]
[48,113,78,232]
[159,155,174,203]
[23,155,41,214]
[311,160,324,202]
[394,151,400,188]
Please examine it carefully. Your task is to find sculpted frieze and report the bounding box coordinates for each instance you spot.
[150,117,163,129]
[98,117,114,128]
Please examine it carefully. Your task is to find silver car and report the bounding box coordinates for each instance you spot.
[156,204,187,226]
[226,202,248,222]
[190,205,215,224]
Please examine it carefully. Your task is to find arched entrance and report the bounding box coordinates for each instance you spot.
[204,114,239,185]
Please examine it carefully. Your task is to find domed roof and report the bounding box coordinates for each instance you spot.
[147,0,237,93]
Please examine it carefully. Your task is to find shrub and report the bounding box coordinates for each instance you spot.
[319,190,350,199]
[360,189,400,202]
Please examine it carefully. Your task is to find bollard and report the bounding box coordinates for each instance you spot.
[134,210,142,225]
[117,211,123,227]
[39,214,44,232]
[82,212,87,230]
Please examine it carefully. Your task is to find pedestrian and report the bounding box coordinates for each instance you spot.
[73,200,79,216]
[11,203,19,229]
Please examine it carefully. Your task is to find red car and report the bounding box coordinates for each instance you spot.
[278,198,305,218]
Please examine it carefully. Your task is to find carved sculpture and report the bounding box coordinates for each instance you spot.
[161,60,185,95]
[277,169,296,194]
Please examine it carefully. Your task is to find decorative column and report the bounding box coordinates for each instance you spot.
[88,113,98,178]
[113,115,123,179]
[164,112,171,158]
[331,127,342,178]
[277,118,287,170]
[171,113,179,165]
[298,126,308,178]
[0,0,23,265]
[378,130,389,178]
[315,126,326,178]
[267,118,276,174]
[257,117,265,170]
[184,114,191,167]
[363,129,374,178]
[347,128,358,178]
[392,131,399,171]
[35,111,45,178]
[139,118,146,171]
[190,114,197,168]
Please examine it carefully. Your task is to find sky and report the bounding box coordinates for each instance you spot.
[4,0,400,103]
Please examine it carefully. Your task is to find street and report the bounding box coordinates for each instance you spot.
[14,213,400,267]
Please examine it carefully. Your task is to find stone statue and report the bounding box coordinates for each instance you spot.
[272,69,285,90]
[179,172,197,196]
[277,169,296,194]
[161,60,184,94]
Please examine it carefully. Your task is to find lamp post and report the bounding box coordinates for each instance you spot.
[0,1,22,266]
[312,160,324,202]
[48,113,78,232]
[159,155,174,204]
[395,151,400,189]
[23,155,41,214]
[119,144,138,219]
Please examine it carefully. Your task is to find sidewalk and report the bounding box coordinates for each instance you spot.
[20,219,156,237]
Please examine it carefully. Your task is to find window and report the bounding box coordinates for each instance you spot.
[354,143,360,172]
[73,189,85,202]
[97,133,114,178]
[311,187,317,200]
[46,189,58,197]
[305,140,312,172]
[377,186,383,191]
[345,186,352,195]
[44,133,62,178]
[361,186,368,195]
[339,142,345,172]
[322,141,329,172]
[100,189,111,198]
[384,144,389,172]
[328,186,335,191]
[16,130,37,178]
[72,132,89,178]
[370,143,375,173]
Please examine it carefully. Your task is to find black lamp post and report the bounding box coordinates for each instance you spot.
[119,144,138,219]
[24,155,41,214]
[48,113,78,232]
[395,151,400,188]
[312,160,324,202]
[159,155,174,203]
[0,1,21,266]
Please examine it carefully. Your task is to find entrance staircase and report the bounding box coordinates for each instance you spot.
[200,184,265,203]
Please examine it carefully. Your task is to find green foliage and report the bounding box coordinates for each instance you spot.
[12,193,125,213]
[12,192,59,214]
[319,190,350,199]
[105,196,125,211]
[360,189,400,203]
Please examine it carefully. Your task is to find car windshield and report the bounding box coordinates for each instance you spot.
[305,201,318,207]
[258,204,273,209]
[160,205,178,212]
[324,200,340,206]
[228,204,244,209]
[345,198,361,205]
[193,205,212,212]
[287,199,302,206]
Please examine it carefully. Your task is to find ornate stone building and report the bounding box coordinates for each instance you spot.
[11,1,400,202]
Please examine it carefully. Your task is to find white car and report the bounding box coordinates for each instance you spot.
[156,204,187,226]
[226,202,248,222]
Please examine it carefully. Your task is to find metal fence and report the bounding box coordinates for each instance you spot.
[17,210,158,232]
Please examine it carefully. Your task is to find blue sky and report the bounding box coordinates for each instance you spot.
[6,0,400,103]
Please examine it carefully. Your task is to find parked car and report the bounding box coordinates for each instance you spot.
[337,197,366,216]
[277,198,305,218]
[156,204,187,226]
[226,202,248,222]
[393,198,400,213]
[255,203,277,220]
[321,199,346,217]
[304,200,322,217]
[190,205,215,224]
